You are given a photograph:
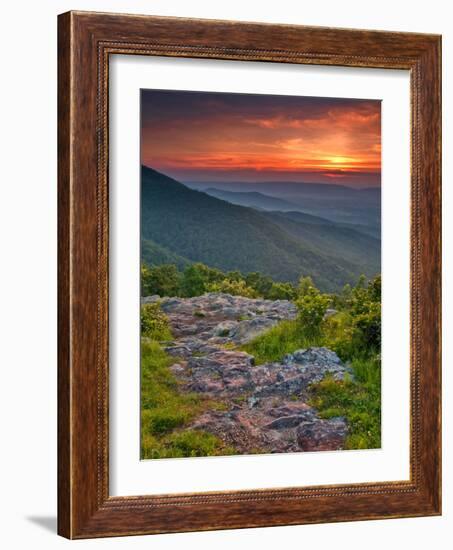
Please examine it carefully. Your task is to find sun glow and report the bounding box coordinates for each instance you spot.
[141,90,381,186]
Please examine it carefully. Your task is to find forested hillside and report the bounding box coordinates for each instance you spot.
[141,166,380,292]
[262,211,380,276]
[141,239,191,271]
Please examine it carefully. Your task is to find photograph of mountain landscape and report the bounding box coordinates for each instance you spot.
[140,89,381,460]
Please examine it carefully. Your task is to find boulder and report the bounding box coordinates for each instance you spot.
[230,317,277,344]
[212,320,238,337]
[297,417,348,452]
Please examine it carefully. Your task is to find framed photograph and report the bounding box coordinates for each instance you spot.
[58,11,441,538]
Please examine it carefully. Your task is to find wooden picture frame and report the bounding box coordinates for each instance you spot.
[58,10,441,539]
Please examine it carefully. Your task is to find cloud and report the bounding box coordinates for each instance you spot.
[141,90,381,186]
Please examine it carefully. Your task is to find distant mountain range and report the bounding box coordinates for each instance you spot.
[204,188,301,212]
[186,180,381,228]
[141,166,381,292]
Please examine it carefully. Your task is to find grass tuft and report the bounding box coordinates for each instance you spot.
[309,357,381,450]
[241,320,317,364]
[140,340,233,459]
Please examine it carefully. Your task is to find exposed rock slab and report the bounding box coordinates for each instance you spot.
[145,292,350,454]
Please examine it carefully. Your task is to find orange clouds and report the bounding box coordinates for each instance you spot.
[141,91,381,186]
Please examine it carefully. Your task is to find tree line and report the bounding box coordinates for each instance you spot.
[143,261,314,301]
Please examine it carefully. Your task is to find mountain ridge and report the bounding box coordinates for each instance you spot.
[141,166,379,292]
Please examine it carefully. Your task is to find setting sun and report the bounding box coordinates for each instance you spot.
[141,90,381,187]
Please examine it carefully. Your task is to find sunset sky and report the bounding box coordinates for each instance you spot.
[141,90,381,187]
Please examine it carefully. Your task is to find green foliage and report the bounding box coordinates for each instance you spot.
[313,275,382,360]
[297,276,315,297]
[140,303,172,341]
[348,274,381,352]
[321,312,355,360]
[141,263,180,297]
[206,278,258,298]
[245,272,274,296]
[353,302,381,351]
[180,264,206,297]
[295,284,330,337]
[179,263,224,297]
[267,282,297,300]
[330,282,353,309]
[141,259,301,301]
[193,310,206,318]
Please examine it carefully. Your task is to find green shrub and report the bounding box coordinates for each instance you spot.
[179,263,224,297]
[353,302,381,351]
[297,275,315,297]
[267,282,297,300]
[206,278,258,298]
[141,263,180,297]
[346,274,382,353]
[295,286,330,338]
[140,303,172,340]
[180,264,207,297]
[245,272,274,297]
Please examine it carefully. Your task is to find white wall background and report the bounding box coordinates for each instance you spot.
[0,1,450,548]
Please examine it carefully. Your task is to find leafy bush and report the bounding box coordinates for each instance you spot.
[206,278,258,298]
[140,303,172,340]
[245,272,274,297]
[180,264,206,297]
[344,274,382,353]
[179,263,224,297]
[295,285,330,337]
[267,282,297,300]
[297,275,315,297]
[141,263,180,297]
[353,302,381,351]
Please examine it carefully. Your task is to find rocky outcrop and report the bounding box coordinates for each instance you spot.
[145,292,351,454]
[143,292,297,344]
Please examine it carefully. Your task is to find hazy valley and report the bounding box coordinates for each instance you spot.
[141,166,380,293]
